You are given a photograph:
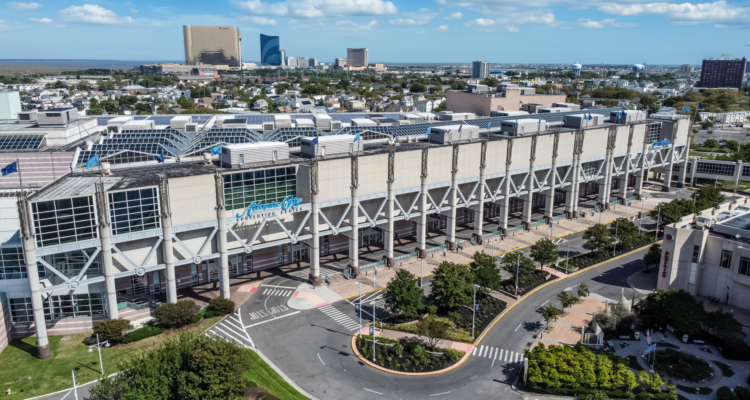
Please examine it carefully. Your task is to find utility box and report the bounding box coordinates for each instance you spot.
[610,110,646,124]
[220,142,289,167]
[500,118,546,136]
[170,115,191,130]
[300,135,360,157]
[428,124,480,144]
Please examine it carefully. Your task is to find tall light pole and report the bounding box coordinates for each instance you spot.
[87,333,110,375]
[613,219,619,255]
[514,250,521,297]
[471,284,479,339]
[355,281,363,331]
[655,203,661,241]
[371,301,377,362]
[565,233,570,274]
[419,257,423,288]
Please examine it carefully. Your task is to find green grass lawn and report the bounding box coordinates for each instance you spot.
[243,349,309,400]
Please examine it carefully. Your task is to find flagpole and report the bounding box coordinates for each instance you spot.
[15,157,24,194]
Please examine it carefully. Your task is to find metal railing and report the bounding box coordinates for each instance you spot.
[552,214,567,221]
[394,252,418,262]
[626,196,637,201]
[425,244,447,253]
[530,220,546,227]
[508,225,523,232]
[609,200,621,206]
[360,260,385,271]
[482,231,502,239]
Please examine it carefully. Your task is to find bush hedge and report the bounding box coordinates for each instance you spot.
[125,326,166,343]
[653,349,711,382]
[208,297,235,315]
[154,300,200,329]
[93,318,134,343]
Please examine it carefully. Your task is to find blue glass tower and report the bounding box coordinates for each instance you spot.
[260,34,282,66]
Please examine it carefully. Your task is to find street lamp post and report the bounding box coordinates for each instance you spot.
[355,281,363,331]
[472,284,479,339]
[419,257,423,288]
[655,203,661,241]
[371,301,377,362]
[514,250,521,297]
[87,333,110,375]
[613,219,619,255]
[565,233,570,274]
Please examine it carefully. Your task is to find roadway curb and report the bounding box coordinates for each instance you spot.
[349,331,472,377]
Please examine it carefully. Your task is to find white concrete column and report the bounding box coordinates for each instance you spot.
[417,176,427,258]
[161,217,177,303]
[522,169,535,229]
[635,140,648,198]
[733,161,743,193]
[545,164,557,220]
[689,159,698,187]
[446,174,458,250]
[19,196,51,359]
[499,167,511,233]
[99,224,118,319]
[217,206,230,299]
[662,143,676,192]
[348,187,359,276]
[473,167,486,242]
[565,156,580,218]
[309,193,321,285]
[384,183,395,267]
[676,145,690,188]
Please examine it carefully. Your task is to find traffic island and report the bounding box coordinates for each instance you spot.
[351,329,472,376]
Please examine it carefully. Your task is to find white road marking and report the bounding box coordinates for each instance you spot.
[515,353,521,363]
[317,352,325,366]
[499,349,504,361]
[430,392,450,396]
[472,347,477,356]
[479,345,484,357]
[504,351,509,362]
[236,311,254,348]
[540,300,549,307]
[515,323,522,332]
[363,388,383,395]
[261,284,297,289]
[244,311,300,328]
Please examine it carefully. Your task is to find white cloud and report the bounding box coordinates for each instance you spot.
[0,20,13,30]
[597,1,750,27]
[130,9,138,13]
[242,15,277,25]
[570,17,637,28]
[57,4,135,24]
[335,19,378,29]
[30,17,52,22]
[232,0,397,19]
[438,24,449,30]
[446,11,463,19]
[389,8,438,25]
[6,2,42,10]
[464,10,556,29]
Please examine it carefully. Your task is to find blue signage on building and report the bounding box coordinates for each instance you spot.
[651,138,670,148]
[236,195,303,218]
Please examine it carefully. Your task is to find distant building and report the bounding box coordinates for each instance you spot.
[309,58,319,67]
[446,84,566,116]
[346,48,368,67]
[0,91,22,120]
[260,34,282,66]
[678,64,695,74]
[472,61,490,79]
[183,26,242,68]
[697,57,746,89]
[280,49,286,66]
[334,58,347,69]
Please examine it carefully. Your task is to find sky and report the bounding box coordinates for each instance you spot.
[0,0,749,65]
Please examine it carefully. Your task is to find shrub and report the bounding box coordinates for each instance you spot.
[411,344,428,362]
[208,297,235,315]
[393,342,403,356]
[717,386,738,400]
[722,338,750,361]
[191,313,203,324]
[125,326,165,343]
[735,386,750,400]
[203,311,215,319]
[93,318,133,343]
[154,300,200,329]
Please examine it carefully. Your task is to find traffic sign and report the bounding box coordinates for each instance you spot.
[474,303,480,312]
[374,268,378,276]
[369,326,374,336]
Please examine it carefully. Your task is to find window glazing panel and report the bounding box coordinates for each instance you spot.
[581,161,599,177]
[691,245,700,263]
[223,166,297,212]
[32,196,97,247]
[739,257,750,276]
[0,247,26,280]
[696,162,735,177]
[647,122,661,144]
[44,249,102,278]
[43,293,107,321]
[108,188,160,235]
[9,297,33,322]
[720,250,732,269]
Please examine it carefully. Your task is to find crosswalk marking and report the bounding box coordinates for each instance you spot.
[207,310,254,349]
[262,289,293,297]
[319,304,361,331]
[471,345,523,365]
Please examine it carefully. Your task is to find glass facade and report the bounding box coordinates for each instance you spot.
[260,34,282,66]
[0,247,26,280]
[224,167,296,212]
[740,257,750,276]
[581,161,599,177]
[720,250,732,268]
[696,161,735,177]
[32,197,97,247]
[44,249,102,278]
[108,188,160,235]
[9,297,33,322]
[44,293,107,320]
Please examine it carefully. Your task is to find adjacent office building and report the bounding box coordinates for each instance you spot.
[472,61,490,79]
[0,91,22,120]
[678,64,696,74]
[183,26,242,68]
[346,48,368,67]
[260,34,282,66]
[697,57,747,89]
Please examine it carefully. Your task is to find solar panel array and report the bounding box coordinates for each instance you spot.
[80,107,626,166]
[0,135,46,150]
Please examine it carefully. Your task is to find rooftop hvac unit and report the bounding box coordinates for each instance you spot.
[107,125,121,134]
[262,122,275,132]
[184,123,197,132]
[18,110,38,122]
[330,120,342,130]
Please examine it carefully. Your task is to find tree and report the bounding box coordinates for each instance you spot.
[134,103,152,114]
[703,309,743,341]
[410,82,427,93]
[577,283,590,299]
[88,108,104,115]
[416,316,450,348]
[637,371,665,393]
[89,373,128,400]
[530,238,559,270]
[583,224,614,254]
[481,77,499,87]
[93,319,134,343]
[726,140,740,152]
[648,199,695,226]
[541,304,563,329]
[500,252,536,284]
[692,186,725,210]
[717,386,738,400]
[704,138,720,149]
[153,300,199,329]
[558,291,578,309]
[642,289,705,335]
[643,243,662,271]
[469,251,500,293]
[429,261,473,309]
[208,297,235,315]
[609,218,642,249]
[383,269,424,316]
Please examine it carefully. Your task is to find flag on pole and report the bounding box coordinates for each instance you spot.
[617,111,622,118]
[646,329,652,345]
[156,152,165,163]
[683,105,690,111]
[487,121,491,130]
[1,161,17,176]
[392,129,397,139]
[312,137,319,145]
[354,132,360,142]
[643,343,657,355]
[85,155,99,170]
[425,127,431,136]
[458,123,462,133]
[563,116,567,124]
[210,145,221,156]
[698,103,703,109]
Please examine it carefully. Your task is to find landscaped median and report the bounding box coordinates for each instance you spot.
[350,327,472,376]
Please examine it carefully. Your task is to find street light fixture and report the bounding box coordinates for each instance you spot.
[87,334,110,375]
[472,284,480,339]
[371,301,377,362]
[355,281,363,331]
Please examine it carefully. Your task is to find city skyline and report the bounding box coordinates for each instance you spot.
[0,0,749,64]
